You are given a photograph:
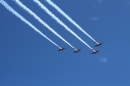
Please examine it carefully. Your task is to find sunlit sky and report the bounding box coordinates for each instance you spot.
[0,0,130,86]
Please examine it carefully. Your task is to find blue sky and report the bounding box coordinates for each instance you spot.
[0,0,130,86]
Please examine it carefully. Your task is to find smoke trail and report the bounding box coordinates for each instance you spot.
[14,0,75,49]
[33,0,95,51]
[45,0,98,43]
[0,0,59,47]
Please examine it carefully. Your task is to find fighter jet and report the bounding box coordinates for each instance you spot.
[95,42,103,47]
[58,47,65,51]
[91,50,99,54]
[73,48,81,53]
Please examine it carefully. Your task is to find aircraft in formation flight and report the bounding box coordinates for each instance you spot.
[91,50,99,54]
[73,48,81,53]
[95,42,103,47]
[58,42,103,54]
[0,0,104,55]
[58,47,65,51]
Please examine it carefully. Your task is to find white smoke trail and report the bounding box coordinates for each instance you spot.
[33,0,95,51]
[14,0,75,49]
[45,0,98,43]
[0,0,59,47]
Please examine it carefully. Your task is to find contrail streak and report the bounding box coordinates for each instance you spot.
[33,0,95,51]
[0,0,59,47]
[14,0,75,49]
[45,0,98,43]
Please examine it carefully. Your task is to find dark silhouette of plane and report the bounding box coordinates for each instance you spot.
[58,47,65,51]
[91,50,99,54]
[73,48,81,53]
[95,42,103,47]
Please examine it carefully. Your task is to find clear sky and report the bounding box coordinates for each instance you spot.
[0,0,130,86]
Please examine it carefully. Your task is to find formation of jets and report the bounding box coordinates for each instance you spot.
[0,0,103,55]
[58,42,103,54]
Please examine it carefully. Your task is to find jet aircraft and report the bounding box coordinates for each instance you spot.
[73,48,81,53]
[95,42,103,47]
[58,47,65,51]
[91,50,99,54]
